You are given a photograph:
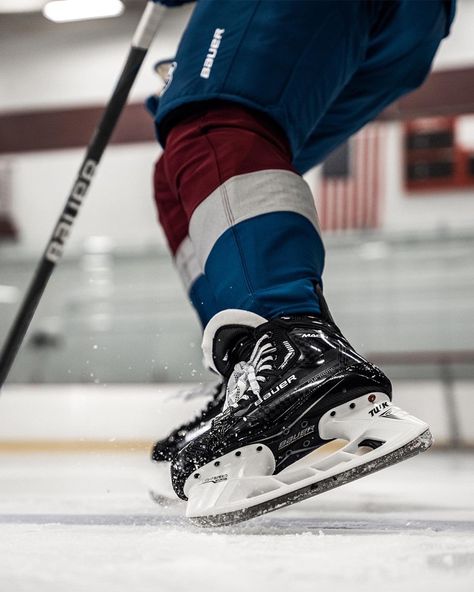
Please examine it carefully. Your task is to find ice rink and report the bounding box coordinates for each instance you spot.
[0,448,472,592]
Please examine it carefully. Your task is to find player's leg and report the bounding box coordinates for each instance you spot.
[153,0,375,319]
[148,0,367,482]
[151,0,448,523]
[161,101,324,319]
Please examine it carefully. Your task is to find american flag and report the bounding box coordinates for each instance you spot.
[315,124,385,232]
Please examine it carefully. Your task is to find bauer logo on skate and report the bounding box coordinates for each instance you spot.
[368,401,391,417]
[45,159,97,263]
[278,424,316,450]
[203,474,228,485]
[267,374,297,398]
[200,28,225,79]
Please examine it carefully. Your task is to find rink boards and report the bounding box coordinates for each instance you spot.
[0,382,472,451]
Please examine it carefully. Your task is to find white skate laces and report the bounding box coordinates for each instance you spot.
[226,334,276,408]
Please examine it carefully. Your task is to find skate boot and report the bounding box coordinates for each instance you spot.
[171,309,433,526]
[151,380,226,463]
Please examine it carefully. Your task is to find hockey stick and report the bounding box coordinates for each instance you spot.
[0,1,166,388]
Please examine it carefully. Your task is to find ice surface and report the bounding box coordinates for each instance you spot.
[0,449,473,592]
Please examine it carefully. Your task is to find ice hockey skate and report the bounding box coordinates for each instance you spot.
[171,307,433,527]
[149,380,226,503]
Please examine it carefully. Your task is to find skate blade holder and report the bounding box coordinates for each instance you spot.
[185,393,431,521]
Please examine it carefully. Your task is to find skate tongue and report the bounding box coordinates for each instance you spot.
[202,309,268,375]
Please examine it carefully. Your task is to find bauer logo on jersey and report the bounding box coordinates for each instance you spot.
[200,28,225,79]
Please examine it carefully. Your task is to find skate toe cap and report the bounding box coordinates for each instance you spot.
[171,438,217,500]
[151,439,176,463]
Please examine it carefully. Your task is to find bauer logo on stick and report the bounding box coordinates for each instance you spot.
[45,159,97,263]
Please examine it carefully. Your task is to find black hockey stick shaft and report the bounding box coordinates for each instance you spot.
[0,1,165,387]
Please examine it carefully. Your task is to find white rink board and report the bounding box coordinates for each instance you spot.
[0,384,210,444]
[0,382,472,446]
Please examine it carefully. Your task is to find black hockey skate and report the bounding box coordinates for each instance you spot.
[171,308,432,526]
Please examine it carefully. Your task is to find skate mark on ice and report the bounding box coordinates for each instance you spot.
[202,516,474,536]
[1,514,474,535]
[0,514,188,527]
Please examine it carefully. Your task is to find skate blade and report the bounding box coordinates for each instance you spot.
[190,428,433,528]
[185,395,432,526]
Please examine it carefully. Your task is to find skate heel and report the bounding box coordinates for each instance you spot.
[319,392,432,455]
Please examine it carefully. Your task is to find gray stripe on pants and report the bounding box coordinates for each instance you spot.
[189,170,321,267]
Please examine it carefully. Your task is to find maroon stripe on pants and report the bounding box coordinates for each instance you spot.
[153,103,297,253]
[156,103,295,220]
[153,156,188,256]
